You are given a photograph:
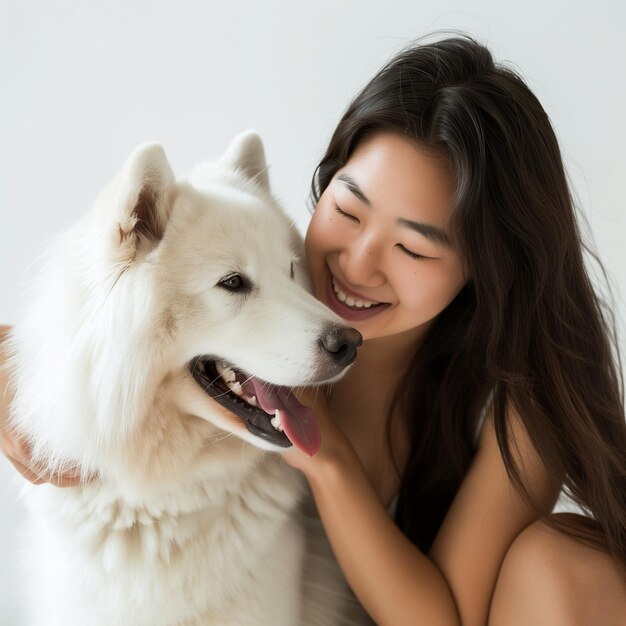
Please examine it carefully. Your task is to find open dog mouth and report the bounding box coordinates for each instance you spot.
[189,356,321,456]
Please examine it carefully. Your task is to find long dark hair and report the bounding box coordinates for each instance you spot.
[309,31,626,566]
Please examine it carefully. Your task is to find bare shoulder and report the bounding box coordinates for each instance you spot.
[427,400,562,626]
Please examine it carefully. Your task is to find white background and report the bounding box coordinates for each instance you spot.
[1,1,625,623]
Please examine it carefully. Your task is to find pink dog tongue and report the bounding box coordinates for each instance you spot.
[250,381,321,456]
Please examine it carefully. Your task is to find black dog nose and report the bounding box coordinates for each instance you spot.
[319,325,363,367]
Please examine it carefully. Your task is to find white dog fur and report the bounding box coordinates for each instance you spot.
[4,132,371,625]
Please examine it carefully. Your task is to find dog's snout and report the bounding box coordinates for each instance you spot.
[319,325,363,367]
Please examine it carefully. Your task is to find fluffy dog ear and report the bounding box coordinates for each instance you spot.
[219,130,270,191]
[116,143,175,246]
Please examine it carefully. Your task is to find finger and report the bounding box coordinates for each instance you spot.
[2,432,33,465]
[14,435,33,458]
[42,468,97,488]
[25,461,84,488]
[52,474,86,488]
[2,434,96,487]
[6,457,47,485]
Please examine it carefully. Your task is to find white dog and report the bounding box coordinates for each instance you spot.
[4,132,371,625]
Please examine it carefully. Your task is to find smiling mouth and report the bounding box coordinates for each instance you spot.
[188,356,322,455]
[325,268,392,321]
[332,276,385,307]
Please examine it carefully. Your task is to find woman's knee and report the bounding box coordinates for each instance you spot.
[488,513,626,626]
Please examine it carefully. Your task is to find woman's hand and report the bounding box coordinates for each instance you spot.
[0,325,94,487]
[281,385,354,478]
[0,426,86,487]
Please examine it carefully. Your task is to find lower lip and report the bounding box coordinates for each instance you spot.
[325,270,391,321]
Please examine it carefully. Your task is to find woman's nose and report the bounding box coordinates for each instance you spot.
[340,234,385,287]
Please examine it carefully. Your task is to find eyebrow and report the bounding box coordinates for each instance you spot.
[336,173,453,250]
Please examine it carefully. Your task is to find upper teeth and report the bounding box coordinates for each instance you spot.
[215,360,236,383]
[332,277,380,308]
[213,360,258,406]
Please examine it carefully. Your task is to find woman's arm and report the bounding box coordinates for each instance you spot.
[308,447,461,626]
[286,388,560,626]
[284,388,461,626]
[0,324,85,486]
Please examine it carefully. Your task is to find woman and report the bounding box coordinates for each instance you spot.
[2,32,626,625]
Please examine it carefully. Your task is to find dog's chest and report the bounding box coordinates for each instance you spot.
[23,465,307,625]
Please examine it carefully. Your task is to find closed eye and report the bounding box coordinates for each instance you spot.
[334,206,431,260]
[397,245,428,260]
[334,205,359,223]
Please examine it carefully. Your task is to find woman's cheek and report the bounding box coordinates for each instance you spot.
[426,266,466,313]
[306,209,339,258]
[305,212,332,279]
[406,269,446,314]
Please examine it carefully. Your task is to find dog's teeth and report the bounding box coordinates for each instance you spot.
[249,395,258,407]
[229,381,243,396]
[271,409,283,431]
[216,360,237,383]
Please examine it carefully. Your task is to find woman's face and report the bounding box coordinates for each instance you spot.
[305,131,468,345]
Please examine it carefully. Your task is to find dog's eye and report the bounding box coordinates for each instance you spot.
[218,274,251,293]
